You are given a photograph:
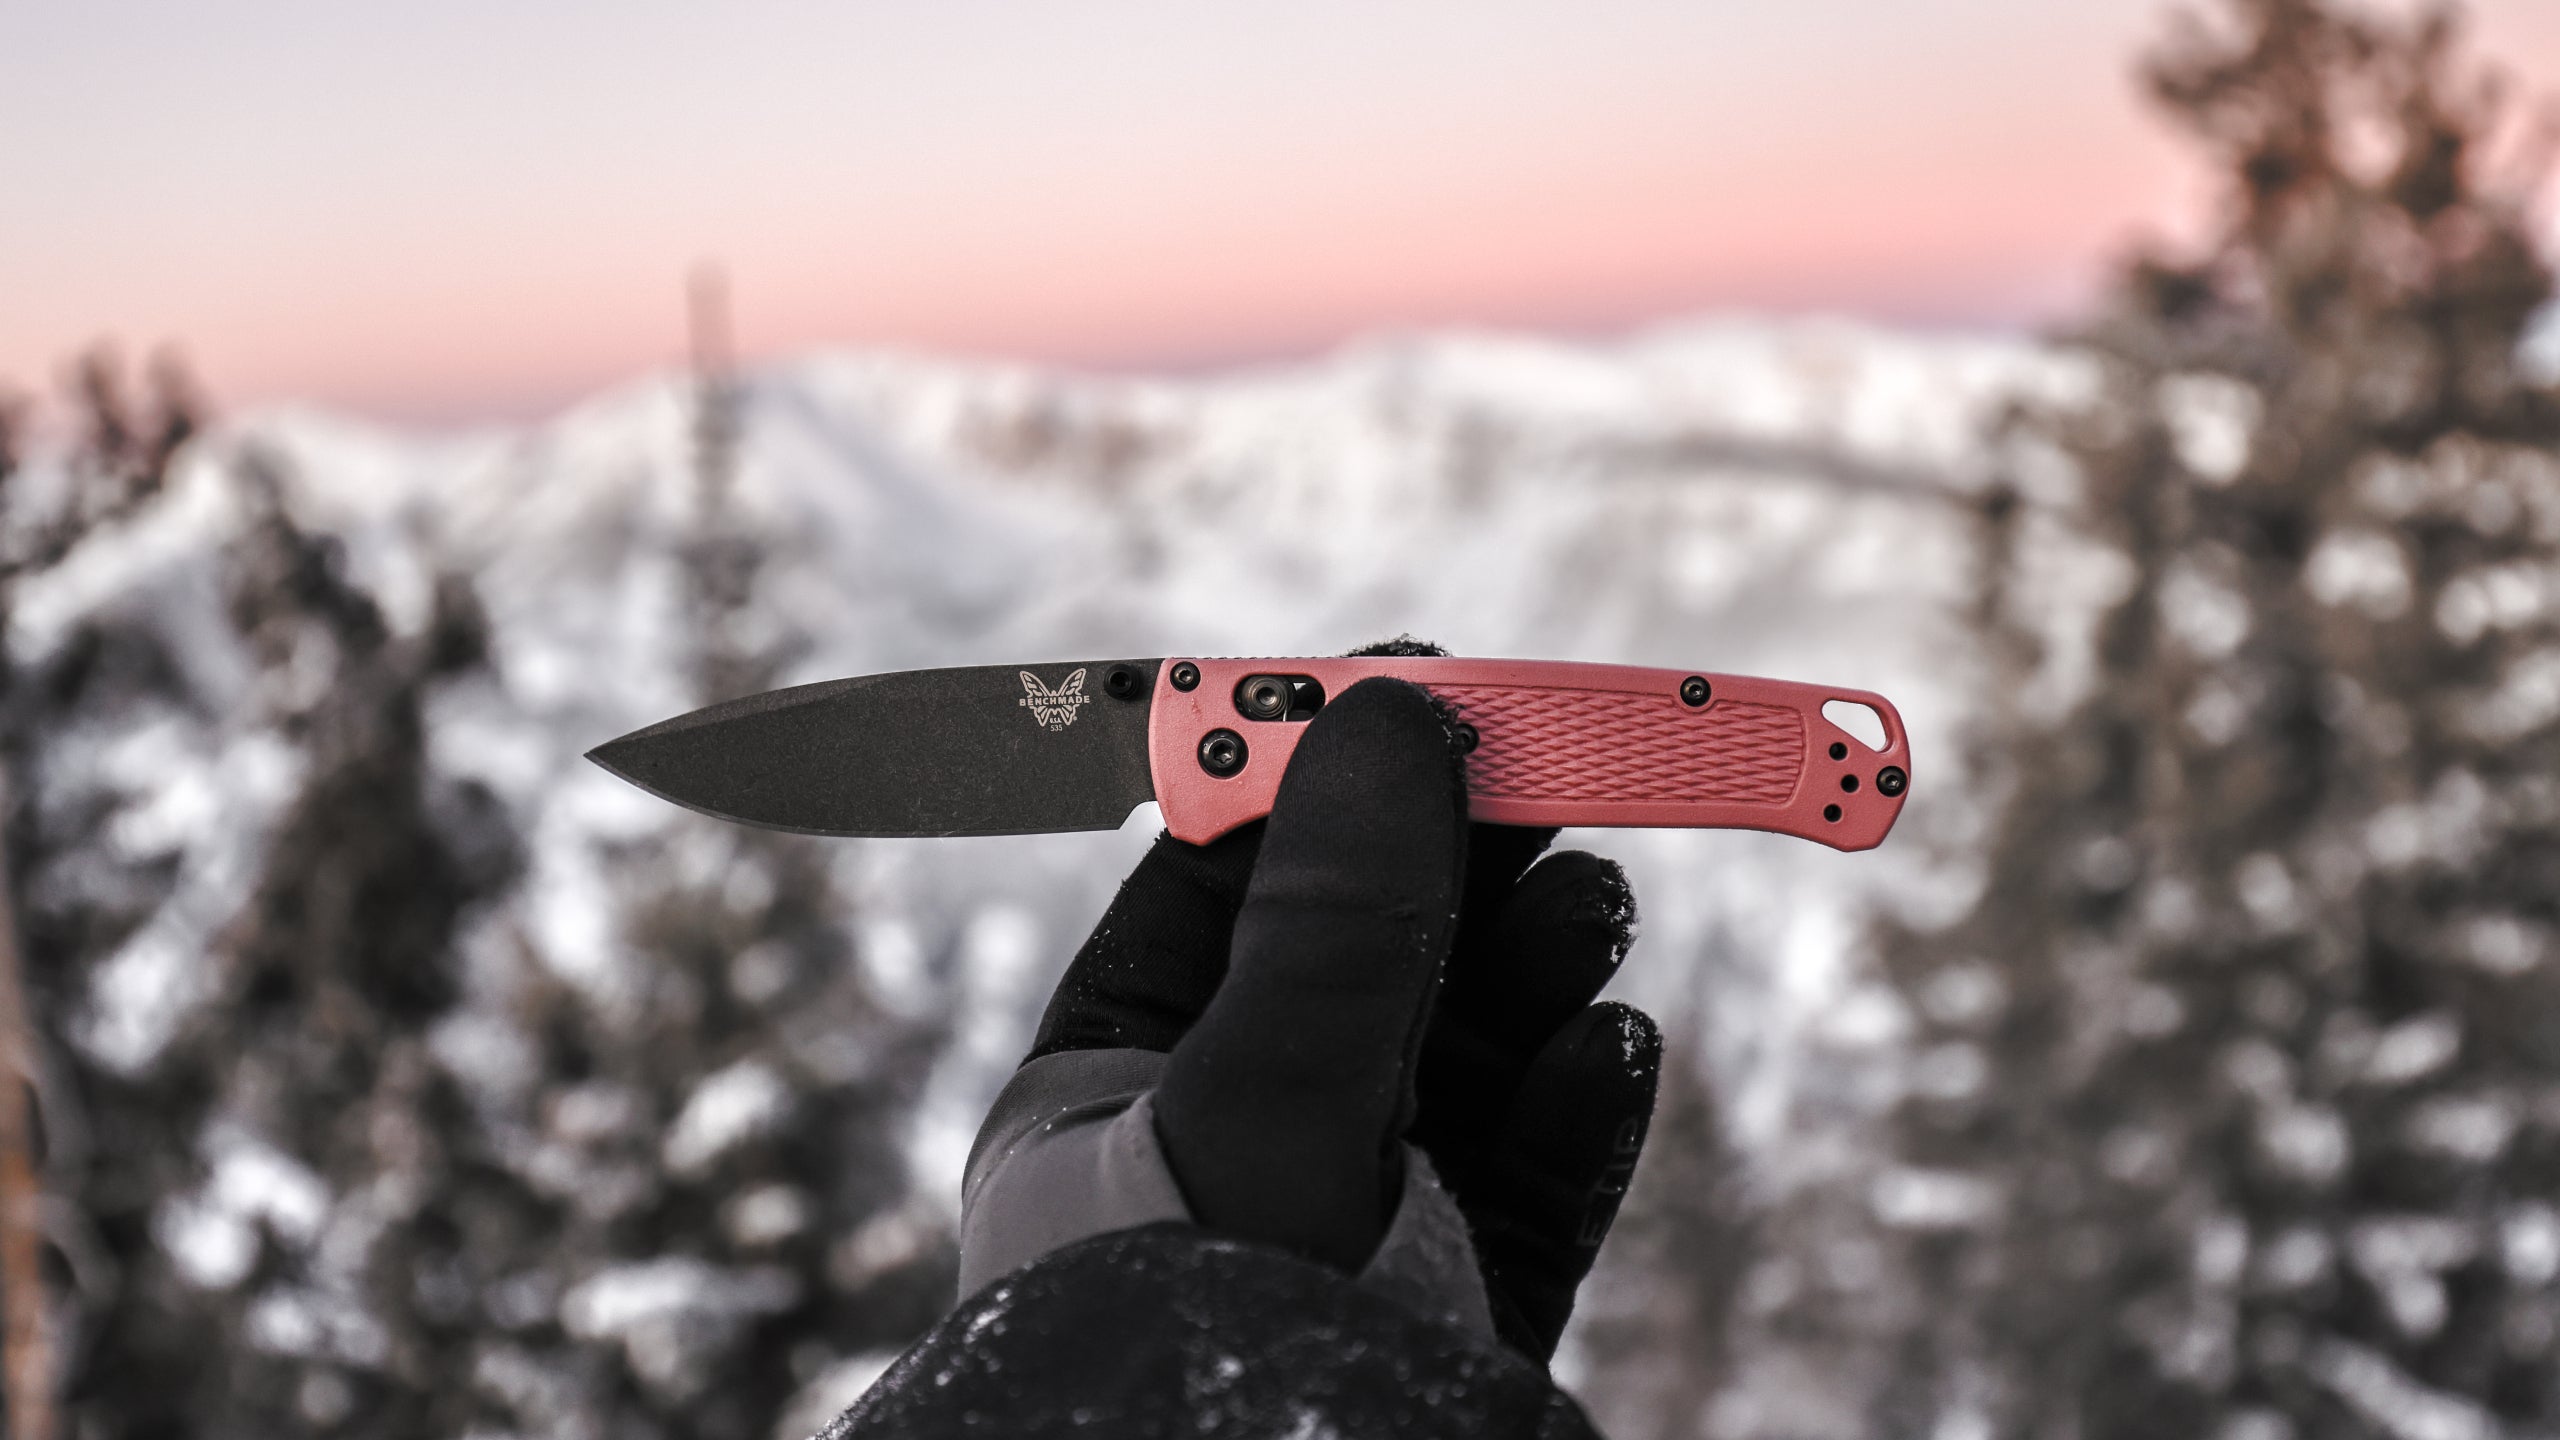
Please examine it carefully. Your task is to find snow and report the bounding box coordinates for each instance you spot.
[244,1285,391,1365]
[723,1183,815,1249]
[562,1256,803,1336]
[57,683,308,1074]
[561,1257,804,1400]
[662,1059,794,1176]
[1868,1166,2002,1231]
[2363,1012,2462,1086]
[151,1127,334,1287]
[2311,1339,2499,1440]
[2158,372,2261,483]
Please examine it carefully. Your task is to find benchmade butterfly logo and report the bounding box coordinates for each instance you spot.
[1018,669,1091,731]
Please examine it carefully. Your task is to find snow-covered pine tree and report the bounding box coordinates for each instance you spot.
[1859,1,2560,1435]
[0,317,956,1436]
[0,349,208,1438]
[25,438,520,1435]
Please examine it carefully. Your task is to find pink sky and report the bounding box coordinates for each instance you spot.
[5,1,2556,425]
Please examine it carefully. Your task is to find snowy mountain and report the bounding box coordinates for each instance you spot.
[33,313,2080,1183]
[14,315,2083,1428]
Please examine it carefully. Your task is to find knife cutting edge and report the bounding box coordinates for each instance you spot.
[587,657,1912,850]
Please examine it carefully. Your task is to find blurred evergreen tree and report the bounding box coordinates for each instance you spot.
[1848,1,2560,1435]
[0,347,202,1440]
[0,322,952,1438]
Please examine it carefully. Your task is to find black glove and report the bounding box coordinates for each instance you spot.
[1025,667,1661,1362]
[1412,821,1659,1360]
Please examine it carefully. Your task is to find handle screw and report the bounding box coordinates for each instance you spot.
[1454,722,1480,753]
[1198,729,1247,777]
[1170,661,1201,692]
[1876,766,1907,797]
[1680,676,1711,707]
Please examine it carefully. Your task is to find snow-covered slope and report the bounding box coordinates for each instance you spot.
[22,315,2073,1216]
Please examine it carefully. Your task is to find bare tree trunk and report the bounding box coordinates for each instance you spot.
[0,774,53,1440]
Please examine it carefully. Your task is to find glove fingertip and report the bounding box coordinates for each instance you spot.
[1508,1000,1663,1163]
[1344,635,1451,658]
[1527,853,1639,960]
[1551,1000,1662,1100]
[1593,999,1663,1077]
[1441,855,1640,1044]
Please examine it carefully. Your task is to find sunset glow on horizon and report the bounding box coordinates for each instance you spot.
[6,0,2557,426]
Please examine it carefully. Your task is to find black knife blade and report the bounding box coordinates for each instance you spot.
[587,659,1163,837]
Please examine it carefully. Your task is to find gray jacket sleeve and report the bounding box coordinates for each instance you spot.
[957,1048,1496,1341]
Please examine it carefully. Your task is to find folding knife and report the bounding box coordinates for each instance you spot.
[588,657,1912,850]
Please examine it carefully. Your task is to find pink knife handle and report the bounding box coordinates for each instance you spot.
[1149,658,1910,849]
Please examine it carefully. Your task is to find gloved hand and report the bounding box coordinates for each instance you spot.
[963,661,1661,1365]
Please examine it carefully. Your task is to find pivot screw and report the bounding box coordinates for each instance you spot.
[1680,676,1712,707]
[1876,766,1908,798]
[1235,674,1292,721]
[1104,665,1144,701]
[1169,661,1201,692]
[1198,729,1247,777]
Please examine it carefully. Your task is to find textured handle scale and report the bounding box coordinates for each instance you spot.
[1149,658,1910,849]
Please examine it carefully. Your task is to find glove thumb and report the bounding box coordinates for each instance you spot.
[1153,677,1467,1272]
